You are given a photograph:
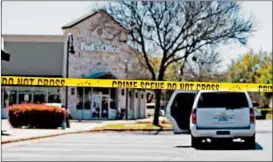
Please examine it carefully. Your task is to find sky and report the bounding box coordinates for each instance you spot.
[1,1,272,70]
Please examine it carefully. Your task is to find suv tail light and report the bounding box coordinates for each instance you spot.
[191,108,197,124]
[250,108,255,123]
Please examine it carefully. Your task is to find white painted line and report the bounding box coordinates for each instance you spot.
[4,147,183,155]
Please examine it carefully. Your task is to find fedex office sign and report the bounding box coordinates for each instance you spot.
[80,40,119,53]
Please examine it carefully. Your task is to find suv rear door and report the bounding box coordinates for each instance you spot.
[193,91,252,129]
[166,91,197,134]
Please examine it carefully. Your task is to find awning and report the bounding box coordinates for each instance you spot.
[1,50,11,61]
[82,71,117,79]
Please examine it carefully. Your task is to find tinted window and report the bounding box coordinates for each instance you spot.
[197,92,249,108]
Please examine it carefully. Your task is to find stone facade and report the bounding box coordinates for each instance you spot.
[63,11,134,79]
[62,10,146,120]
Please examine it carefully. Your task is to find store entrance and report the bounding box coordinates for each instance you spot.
[91,94,110,119]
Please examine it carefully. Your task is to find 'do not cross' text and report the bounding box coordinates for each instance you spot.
[1,77,65,86]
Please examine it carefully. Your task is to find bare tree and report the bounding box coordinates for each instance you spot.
[107,1,255,126]
[183,49,223,81]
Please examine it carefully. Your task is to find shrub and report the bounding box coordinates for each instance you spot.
[8,103,66,129]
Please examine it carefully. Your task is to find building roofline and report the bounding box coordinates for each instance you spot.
[2,34,65,43]
[62,11,98,29]
[62,9,128,34]
[2,34,64,37]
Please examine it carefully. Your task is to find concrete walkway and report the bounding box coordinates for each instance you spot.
[1,117,169,144]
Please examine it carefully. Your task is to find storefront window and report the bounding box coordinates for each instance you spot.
[1,88,17,107]
[2,87,60,106]
[121,89,125,96]
[9,90,17,106]
[48,94,61,103]
[84,87,91,109]
[48,88,61,103]
[2,88,9,108]
[110,88,117,109]
[93,88,109,95]
[76,87,83,110]
[18,89,32,104]
[33,91,46,104]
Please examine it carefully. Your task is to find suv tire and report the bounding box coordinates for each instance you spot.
[245,134,256,149]
[191,135,201,148]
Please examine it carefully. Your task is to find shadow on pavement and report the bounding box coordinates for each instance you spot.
[1,131,10,136]
[194,142,263,151]
[174,145,192,148]
[132,131,172,136]
[174,142,263,151]
[70,120,103,123]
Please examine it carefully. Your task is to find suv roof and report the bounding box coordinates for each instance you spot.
[173,90,197,93]
[197,90,247,93]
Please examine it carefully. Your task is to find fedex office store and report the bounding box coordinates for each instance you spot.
[1,10,147,120]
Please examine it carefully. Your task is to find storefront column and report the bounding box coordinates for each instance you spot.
[16,87,19,104]
[115,88,119,119]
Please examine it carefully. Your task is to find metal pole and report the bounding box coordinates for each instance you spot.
[65,33,75,110]
[65,34,74,128]
[65,37,70,111]
[125,60,128,120]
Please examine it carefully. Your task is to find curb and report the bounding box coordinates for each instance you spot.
[1,129,172,145]
[93,128,172,132]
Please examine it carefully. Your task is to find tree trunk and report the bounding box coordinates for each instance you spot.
[153,89,162,126]
[153,68,165,126]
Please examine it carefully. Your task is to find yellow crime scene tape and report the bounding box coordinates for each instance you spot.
[258,108,273,111]
[1,76,272,93]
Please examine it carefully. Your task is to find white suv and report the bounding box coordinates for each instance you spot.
[190,91,256,148]
[166,90,256,149]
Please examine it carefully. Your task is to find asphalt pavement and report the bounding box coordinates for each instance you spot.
[2,120,272,161]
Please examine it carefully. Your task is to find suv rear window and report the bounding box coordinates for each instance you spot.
[197,92,249,108]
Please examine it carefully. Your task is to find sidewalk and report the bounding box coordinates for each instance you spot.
[1,117,169,144]
[1,119,136,144]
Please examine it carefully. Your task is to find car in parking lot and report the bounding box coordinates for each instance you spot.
[45,103,72,119]
[146,103,165,117]
[166,90,197,134]
[166,90,256,149]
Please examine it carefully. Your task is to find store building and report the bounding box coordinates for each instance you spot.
[1,10,147,120]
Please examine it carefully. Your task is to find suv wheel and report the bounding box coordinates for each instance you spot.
[191,135,201,148]
[245,135,256,149]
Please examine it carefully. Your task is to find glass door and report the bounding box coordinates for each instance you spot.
[91,95,102,119]
[101,95,110,119]
[91,95,110,119]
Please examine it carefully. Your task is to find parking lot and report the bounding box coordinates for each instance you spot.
[2,120,272,161]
